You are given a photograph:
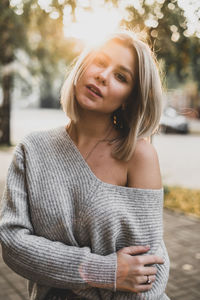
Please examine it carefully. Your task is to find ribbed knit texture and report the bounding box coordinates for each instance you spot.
[0,126,170,300]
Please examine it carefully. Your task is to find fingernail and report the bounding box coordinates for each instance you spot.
[145,245,150,248]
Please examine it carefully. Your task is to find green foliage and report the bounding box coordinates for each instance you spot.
[121,0,199,90]
[0,0,25,64]
[0,0,80,108]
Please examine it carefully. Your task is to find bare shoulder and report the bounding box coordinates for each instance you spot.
[127,138,162,189]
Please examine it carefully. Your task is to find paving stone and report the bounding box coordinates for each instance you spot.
[7,293,26,300]
[164,209,200,300]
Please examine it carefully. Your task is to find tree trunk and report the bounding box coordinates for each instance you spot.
[0,73,12,145]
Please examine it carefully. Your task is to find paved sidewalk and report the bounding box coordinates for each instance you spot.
[163,210,200,300]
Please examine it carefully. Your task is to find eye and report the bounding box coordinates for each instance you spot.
[115,73,127,82]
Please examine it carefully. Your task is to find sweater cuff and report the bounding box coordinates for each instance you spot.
[79,252,117,292]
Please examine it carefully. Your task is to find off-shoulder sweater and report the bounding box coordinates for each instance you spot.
[0,126,170,300]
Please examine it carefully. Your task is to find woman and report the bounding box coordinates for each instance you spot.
[0,29,170,300]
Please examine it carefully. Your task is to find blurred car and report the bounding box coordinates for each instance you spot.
[159,106,189,134]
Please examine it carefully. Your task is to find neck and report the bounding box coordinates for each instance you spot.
[66,110,117,146]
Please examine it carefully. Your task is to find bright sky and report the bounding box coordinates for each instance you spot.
[63,3,122,45]
[9,0,200,41]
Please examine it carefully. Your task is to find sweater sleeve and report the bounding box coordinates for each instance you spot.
[0,145,117,291]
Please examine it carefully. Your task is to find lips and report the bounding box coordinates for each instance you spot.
[86,84,103,97]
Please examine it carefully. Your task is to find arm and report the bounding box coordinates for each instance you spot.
[115,140,165,293]
[127,138,162,189]
[0,145,116,291]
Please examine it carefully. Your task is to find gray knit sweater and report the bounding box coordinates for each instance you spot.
[0,126,170,300]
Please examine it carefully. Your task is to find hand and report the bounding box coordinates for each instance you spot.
[116,245,164,293]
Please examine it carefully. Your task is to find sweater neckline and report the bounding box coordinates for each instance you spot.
[61,126,163,193]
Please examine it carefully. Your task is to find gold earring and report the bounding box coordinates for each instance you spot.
[113,115,117,125]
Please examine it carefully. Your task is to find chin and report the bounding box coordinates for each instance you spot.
[76,96,99,110]
[77,100,98,113]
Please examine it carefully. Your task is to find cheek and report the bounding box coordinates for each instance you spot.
[76,69,94,92]
[81,65,96,79]
[74,78,85,102]
[75,71,89,94]
[111,84,132,102]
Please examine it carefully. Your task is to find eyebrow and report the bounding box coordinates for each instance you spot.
[98,51,134,80]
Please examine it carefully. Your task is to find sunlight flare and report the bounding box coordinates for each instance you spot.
[63,6,122,46]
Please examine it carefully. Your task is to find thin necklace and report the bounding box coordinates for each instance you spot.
[84,125,113,162]
[66,123,114,162]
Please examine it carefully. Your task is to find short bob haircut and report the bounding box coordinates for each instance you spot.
[60,29,163,162]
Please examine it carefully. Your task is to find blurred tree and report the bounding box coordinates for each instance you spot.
[0,0,27,144]
[27,6,78,108]
[120,0,195,85]
[0,0,78,145]
[190,37,200,91]
[118,0,200,113]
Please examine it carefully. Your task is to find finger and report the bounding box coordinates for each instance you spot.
[121,245,150,255]
[140,266,158,275]
[134,283,153,293]
[136,275,156,285]
[141,255,164,265]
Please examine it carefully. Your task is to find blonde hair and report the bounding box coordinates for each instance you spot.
[60,29,163,161]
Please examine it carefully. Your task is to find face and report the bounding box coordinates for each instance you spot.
[75,40,137,115]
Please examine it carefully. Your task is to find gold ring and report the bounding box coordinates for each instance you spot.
[146,275,151,284]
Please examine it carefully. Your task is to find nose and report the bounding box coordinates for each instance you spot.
[95,68,110,85]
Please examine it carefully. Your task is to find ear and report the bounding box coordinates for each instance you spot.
[122,103,126,111]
